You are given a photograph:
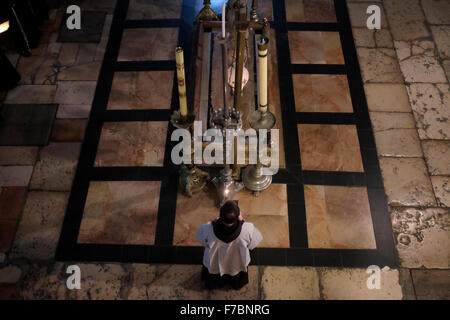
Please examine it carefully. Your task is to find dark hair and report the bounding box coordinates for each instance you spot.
[220,200,240,225]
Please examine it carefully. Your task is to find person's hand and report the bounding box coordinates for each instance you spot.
[238,212,244,221]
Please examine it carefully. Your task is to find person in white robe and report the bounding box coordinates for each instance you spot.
[196,200,263,290]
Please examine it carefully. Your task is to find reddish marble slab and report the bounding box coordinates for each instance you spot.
[0,187,27,220]
[78,181,161,245]
[285,0,336,22]
[288,31,344,64]
[118,28,179,61]
[293,74,353,113]
[304,185,376,249]
[298,124,364,172]
[235,184,288,216]
[95,121,168,167]
[107,71,174,110]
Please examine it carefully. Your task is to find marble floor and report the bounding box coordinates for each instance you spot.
[50,0,392,267]
[1,0,449,301]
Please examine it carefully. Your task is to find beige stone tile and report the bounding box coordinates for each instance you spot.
[304,185,376,249]
[58,43,79,66]
[384,0,429,41]
[422,140,450,176]
[127,0,182,19]
[78,181,161,245]
[298,124,364,172]
[391,207,449,268]
[399,55,447,83]
[357,48,403,83]
[34,57,58,84]
[431,26,450,59]
[443,60,450,79]
[16,263,68,299]
[118,28,179,61]
[16,55,45,84]
[421,0,450,24]
[5,85,57,104]
[0,147,39,166]
[67,263,127,300]
[0,166,33,187]
[261,267,320,300]
[353,28,393,49]
[320,268,402,300]
[30,142,81,191]
[76,44,97,65]
[54,81,97,105]
[285,0,305,22]
[107,71,174,110]
[56,104,92,119]
[407,84,450,140]
[145,264,209,299]
[58,62,101,81]
[10,192,68,260]
[235,184,288,216]
[375,29,394,48]
[412,270,450,300]
[431,176,450,207]
[380,158,436,206]
[347,2,387,28]
[94,122,168,167]
[364,84,411,112]
[374,129,423,157]
[370,112,416,132]
[209,266,259,300]
[352,28,375,47]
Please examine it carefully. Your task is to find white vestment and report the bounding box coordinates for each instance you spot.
[196,222,263,276]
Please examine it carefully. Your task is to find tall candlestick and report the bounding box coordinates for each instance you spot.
[175,47,188,117]
[257,37,269,113]
[222,2,226,38]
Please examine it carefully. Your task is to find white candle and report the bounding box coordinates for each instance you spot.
[258,37,268,112]
[222,2,226,38]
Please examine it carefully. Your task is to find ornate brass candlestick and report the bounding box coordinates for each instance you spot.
[196,0,219,22]
[242,36,275,196]
[211,32,244,207]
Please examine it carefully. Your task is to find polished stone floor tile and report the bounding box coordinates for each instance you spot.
[78,181,161,245]
[51,119,87,142]
[118,28,179,61]
[57,11,106,43]
[244,215,290,248]
[95,121,168,167]
[127,0,182,19]
[293,74,353,113]
[304,185,376,249]
[235,184,288,216]
[380,158,436,207]
[298,124,364,172]
[107,71,174,110]
[0,104,57,146]
[285,0,336,23]
[289,31,344,64]
[173,184,219,246]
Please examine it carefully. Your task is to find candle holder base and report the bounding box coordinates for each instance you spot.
[242,164,272,196]
[212,167,244,207]
[249,108,276,131]
[170,110,195,130]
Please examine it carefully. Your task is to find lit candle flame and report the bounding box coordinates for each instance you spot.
[0,21,9,34]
